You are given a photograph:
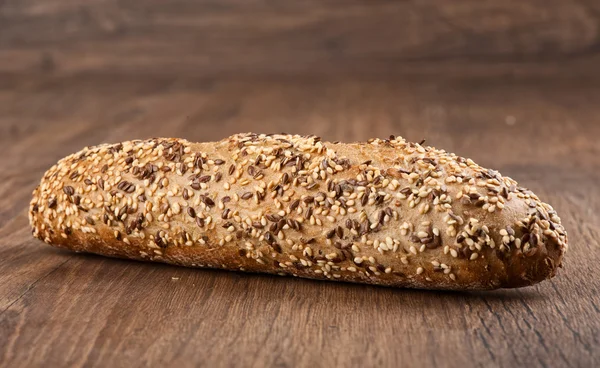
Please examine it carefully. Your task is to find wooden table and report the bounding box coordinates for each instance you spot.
[2,1,600,367]
[1,75,599,368]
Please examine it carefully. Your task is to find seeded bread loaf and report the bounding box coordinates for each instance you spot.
[29,133,568,290]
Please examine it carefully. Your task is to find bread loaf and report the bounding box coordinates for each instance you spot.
[29,133,568,290]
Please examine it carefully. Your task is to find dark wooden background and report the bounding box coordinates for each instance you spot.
[1,1,600,367]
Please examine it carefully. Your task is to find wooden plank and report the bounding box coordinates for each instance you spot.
[0,216,72,312]
[2,0,600,78]
[0,75,599,367]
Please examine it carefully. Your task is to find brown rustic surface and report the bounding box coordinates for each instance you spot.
[3,0,600,79]
[1,1,600,367]
[1,75,599,368]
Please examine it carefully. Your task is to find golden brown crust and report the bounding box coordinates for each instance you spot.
[29,133,568,290]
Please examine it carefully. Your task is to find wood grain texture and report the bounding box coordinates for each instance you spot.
[2,0,600,78]
[0,75,599,367]
[1,1,600,366]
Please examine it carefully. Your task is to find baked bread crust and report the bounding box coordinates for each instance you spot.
[29,133,568,290]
